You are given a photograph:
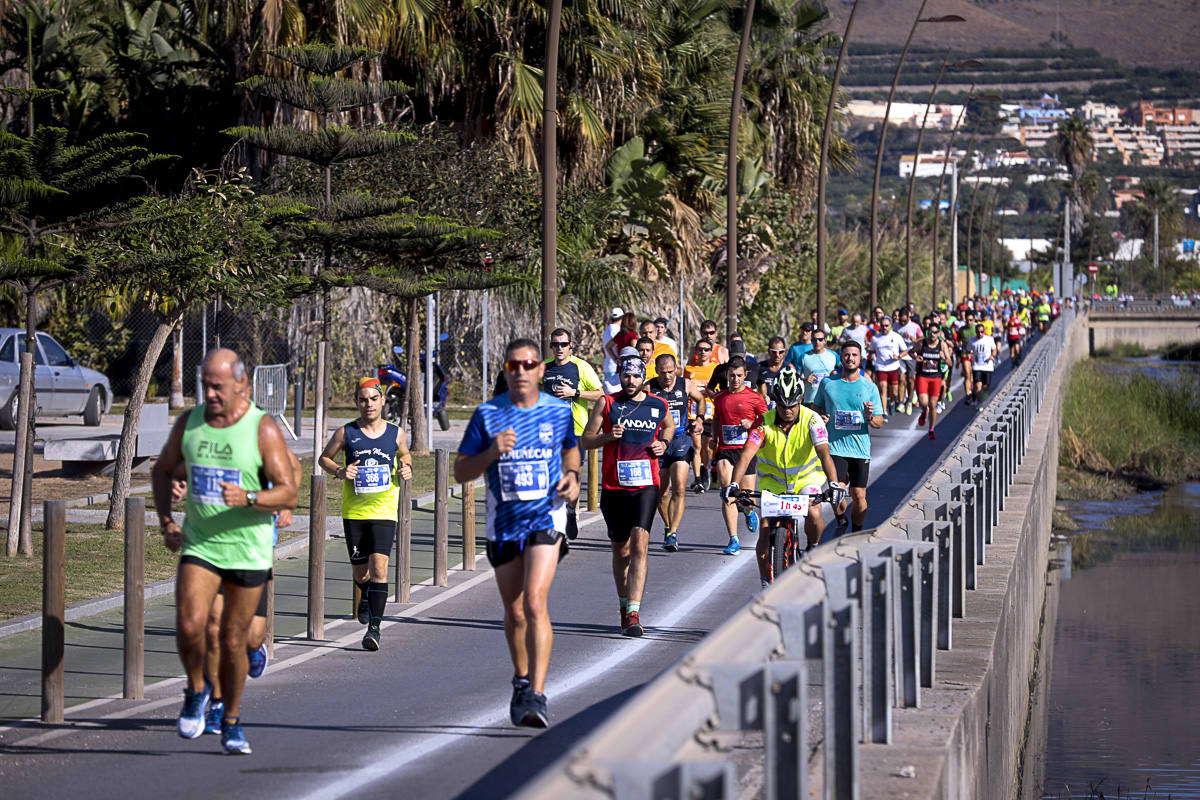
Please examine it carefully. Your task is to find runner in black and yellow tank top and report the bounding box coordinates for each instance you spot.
[319,377,413,651]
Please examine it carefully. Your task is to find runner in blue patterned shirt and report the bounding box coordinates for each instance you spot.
[455,338,581,730]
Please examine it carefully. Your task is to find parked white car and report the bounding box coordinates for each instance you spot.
[0,329,113,429]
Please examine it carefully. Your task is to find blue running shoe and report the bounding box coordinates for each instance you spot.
[663,532,678,552]
[509,675,532,726]
[177,681,212,739]
[723,537,741,555]
[221,718,252,755]
[247,643,268,679]
[519,692,549,728]
[204,699,224,735]
[745,509,760,533]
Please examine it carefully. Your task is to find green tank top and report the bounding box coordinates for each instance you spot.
[181,403,275,571]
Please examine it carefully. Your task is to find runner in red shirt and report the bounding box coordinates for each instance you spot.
[711,356,768,555]
[1005,314,1024,366]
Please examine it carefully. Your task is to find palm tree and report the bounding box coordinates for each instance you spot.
[1054,116,1094,241]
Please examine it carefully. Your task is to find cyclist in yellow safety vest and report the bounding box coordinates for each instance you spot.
[724,366,843,588]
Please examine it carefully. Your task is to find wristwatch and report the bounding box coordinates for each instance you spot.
[246,491,258,507]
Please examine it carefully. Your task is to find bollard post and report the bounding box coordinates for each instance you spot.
[265,576,275,659]
[461,480,476,571]
[123,497,145,700]
[306,474,326,640]
[587,449,599,512]
[293,368,303,438]
[396,478,411,602]
[434,449,449,587]
[42,500,66,723]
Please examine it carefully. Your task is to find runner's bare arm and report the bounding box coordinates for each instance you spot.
[394,425,414,480]
[579,396,614,450]
[219,416,298,512]
[317,425,347,477]
[454,427,515,483]
[152,413,192,547]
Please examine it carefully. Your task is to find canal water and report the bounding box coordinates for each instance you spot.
[1042,482,1200,799]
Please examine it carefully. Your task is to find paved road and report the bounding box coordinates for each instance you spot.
[0,347,1026,799]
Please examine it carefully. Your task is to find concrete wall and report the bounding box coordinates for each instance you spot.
[866,314,1089,800]
[1088,315,1200,351]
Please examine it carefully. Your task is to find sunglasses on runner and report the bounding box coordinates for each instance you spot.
[768,348,786,354]
[813,336,826,342]
[504,358,541,372]
[549,341,570,348]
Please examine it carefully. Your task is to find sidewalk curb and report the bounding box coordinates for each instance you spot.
[0,477,487,641]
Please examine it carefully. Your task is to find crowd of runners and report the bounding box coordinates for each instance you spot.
[154,288,1064,749]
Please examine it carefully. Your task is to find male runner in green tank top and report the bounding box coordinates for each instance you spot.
[153,348,298,755]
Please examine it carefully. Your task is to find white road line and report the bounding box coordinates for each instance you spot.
[300,551,753,800]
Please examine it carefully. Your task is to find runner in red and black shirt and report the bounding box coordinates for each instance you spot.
[1005,313,1024,366]
[581,354,672,637]
[711,356,768,556]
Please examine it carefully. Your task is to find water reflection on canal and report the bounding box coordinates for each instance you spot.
[1042,483,1200,799]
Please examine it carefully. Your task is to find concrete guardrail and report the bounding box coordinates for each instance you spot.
[515,310,1081,800]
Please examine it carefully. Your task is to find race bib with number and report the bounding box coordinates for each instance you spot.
[834,410,864,430]
[354,464,391,495]
[670,409,682,430]
[191,465,241,506]
[761,491,811,519]
[721,424,748,446]
[809,370,829,384]
[616,459,654,487]
[497,461,550,501]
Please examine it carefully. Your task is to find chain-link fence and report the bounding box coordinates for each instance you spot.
[31,281,692,412]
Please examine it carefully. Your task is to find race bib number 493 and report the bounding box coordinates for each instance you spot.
[498,461,550,502]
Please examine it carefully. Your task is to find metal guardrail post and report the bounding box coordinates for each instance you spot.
[915,542,937,687]
[434,449,449,587]
[924,500,965,617]
[612,762,736,800]
[461,481,476,571]
[396,478,411,603]
[123,497,145,700]
[899,518,953,655]
[823,598,859,800]
[858,544,892,742]
[306,474,326,640]
[42,500,66,723]
[766,661,807,800]
[892,543,922,708]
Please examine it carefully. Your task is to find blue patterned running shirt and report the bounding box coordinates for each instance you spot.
[458,392,578,542]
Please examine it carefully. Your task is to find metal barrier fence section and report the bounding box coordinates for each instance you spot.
[516,312,1076,800]
[253,364,295,439]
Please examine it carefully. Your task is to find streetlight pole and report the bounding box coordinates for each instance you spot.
[867,3,964,309]
[905,56,982,309]
[816,0,861,330]
[726,0,757,340]
[540,0,563,350]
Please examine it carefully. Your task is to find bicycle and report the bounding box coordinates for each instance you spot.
[723,485,845,583]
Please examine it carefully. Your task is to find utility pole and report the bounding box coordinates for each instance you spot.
[540,0,563,350]
[726,0,757,340]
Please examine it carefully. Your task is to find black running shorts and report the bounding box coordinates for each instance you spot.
[181,555,270,588]
[485,529,568,568]
[831,455,870,489]
[600,486,658,542]
[343,519,397,565]
[974,370,992,387]
[215,571,273,616]
[715,447,757,475]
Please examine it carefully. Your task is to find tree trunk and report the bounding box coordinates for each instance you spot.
[106,318,176,530]
[6,286,37,556]
[406,296,428,454]
[169,324,184,408]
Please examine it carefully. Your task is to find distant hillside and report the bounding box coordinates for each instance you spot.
[826,0,1200,71]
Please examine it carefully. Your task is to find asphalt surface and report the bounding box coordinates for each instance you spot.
[0,345,1027,799]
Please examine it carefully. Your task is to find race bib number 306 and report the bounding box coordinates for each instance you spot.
[354,464,391,495]
[191,465,241,506]
[498,461,550,501]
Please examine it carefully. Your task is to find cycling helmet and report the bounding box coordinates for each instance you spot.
[770,365,804,407]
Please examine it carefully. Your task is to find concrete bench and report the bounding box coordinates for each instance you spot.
[45,404,171,476]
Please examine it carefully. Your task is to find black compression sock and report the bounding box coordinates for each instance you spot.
[367,582,388,624]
